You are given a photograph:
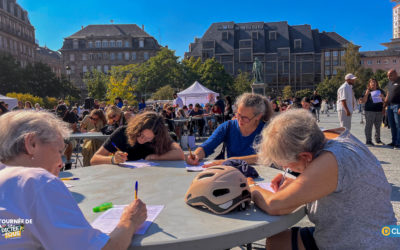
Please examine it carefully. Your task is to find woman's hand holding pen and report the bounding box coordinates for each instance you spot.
[270,173,294,192]
[113,151,128,164]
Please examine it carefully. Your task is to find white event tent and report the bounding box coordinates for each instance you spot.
[177,81,219,106]
[0,94,18,110]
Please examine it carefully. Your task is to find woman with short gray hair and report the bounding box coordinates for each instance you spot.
[0,110,147,250]
[186,93,272,167]
[248,109,398,249]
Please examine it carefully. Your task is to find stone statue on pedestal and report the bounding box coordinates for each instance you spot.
[252,57,263,83]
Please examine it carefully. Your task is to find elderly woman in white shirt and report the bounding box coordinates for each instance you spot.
[0,110,147,250]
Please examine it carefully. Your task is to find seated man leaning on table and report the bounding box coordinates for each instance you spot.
[185,93,272,167]
[91,112,184,165]
[0,110,147,249]
[248,109,399,250]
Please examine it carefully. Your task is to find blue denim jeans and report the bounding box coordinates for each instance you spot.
[387,104,400,145]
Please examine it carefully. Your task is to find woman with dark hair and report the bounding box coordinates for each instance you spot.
[91,112,184,165]
[224,96,233,120]
[361,78,386,146]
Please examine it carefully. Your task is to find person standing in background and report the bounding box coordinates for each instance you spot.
[173,92,184,109]
[361,79,385,146]
[337,73,357,131]
[310,90,322,122]
[385,69,400,149]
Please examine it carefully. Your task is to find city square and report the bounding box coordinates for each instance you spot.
[1,0,400,249]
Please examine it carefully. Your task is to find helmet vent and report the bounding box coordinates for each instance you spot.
[187,194,192,200]
[197,173,215,180]
[213,188,230,197]
[208,167,224,170]
[240,183,246,188]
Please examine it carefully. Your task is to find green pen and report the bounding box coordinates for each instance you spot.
[93,202,113,213]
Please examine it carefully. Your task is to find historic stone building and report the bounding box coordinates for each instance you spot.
[360,4,400,73]
[0,0,36,66]
[35,46,63,78]
[60,24,161,93]
[185,21,350,92]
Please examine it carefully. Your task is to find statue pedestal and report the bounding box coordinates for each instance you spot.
[251,83,266,96]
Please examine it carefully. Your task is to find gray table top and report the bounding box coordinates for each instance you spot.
[68,132,110,140]
[61,162,305,250]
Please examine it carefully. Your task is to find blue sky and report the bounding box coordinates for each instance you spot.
[20,0,395,59]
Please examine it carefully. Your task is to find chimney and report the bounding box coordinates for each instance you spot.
[81,26,84,30]
[142,24,144,30]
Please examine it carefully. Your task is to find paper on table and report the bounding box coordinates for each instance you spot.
[257,182,275,193]
[64,183,74,188]
[371,90,383,103]
[185,161,213,172]
[119,160,160,169]
[92,205,164,235]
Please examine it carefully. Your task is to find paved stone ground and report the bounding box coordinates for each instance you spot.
[191,111,400,249]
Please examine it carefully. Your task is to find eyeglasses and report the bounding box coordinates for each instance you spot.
[235,112,258,123]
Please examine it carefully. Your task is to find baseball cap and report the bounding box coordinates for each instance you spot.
[345,73,357,80]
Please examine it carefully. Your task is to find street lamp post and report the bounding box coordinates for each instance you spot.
[65,65,71,81]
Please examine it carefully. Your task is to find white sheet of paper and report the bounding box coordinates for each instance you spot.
[185,161,213,172]
[64,183,74,188]
[119,160,160,169]
[371,90,382,103]
[92,205,164,235]
[257,182,275,193]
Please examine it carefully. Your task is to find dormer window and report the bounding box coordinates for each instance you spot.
[269,31,277,40]
[222,32,228,41]
[294,39,302,49]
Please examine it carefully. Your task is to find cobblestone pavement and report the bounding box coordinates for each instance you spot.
[191,111,400,249]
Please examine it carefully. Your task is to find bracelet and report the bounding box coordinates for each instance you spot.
[111,155,116,165]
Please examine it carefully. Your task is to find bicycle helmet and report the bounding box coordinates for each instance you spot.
[184,165,251,214]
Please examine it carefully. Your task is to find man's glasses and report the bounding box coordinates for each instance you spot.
[235,112,258,123]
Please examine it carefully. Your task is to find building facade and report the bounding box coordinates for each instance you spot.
[394,4,400,39]
[360,50,400,73]
[60,24,161,94]
[35,46,63,78]
[0,0,36,66]
[184,21,350,92]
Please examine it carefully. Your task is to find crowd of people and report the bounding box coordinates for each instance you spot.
[0,71,399,249]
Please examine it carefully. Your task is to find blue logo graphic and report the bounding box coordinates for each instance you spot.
[382,225,400,237]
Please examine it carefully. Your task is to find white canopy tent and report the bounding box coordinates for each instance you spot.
[177,81,219,106]
[0,94,17,110]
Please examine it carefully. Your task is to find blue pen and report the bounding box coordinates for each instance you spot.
[111,142,122,152]
[135,181,138,200]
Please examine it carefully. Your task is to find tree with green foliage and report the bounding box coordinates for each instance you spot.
[295,88,313,99]
[282,85,294,100]
[232,70,252,96]
[199,58,233,95]
[137,48,185,95]
[151,85,175,100]
[0,53,23,94]
[84,69,108,100]
[182,57,202,87]
[106,64,139,102]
